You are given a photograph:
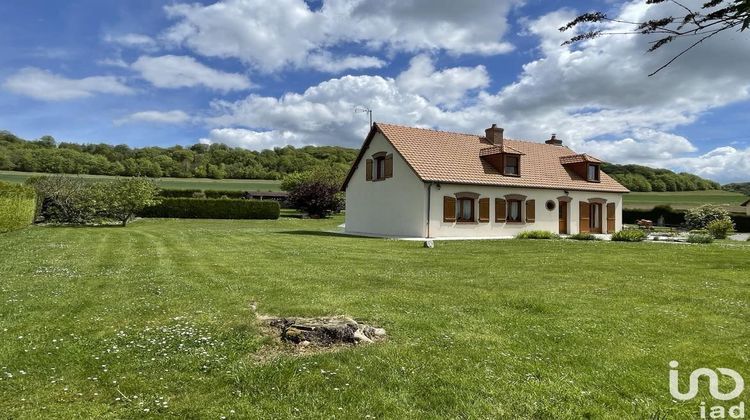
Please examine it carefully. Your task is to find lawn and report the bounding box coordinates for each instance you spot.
[623,190,747,212]
[0,218,748,418]
[0,170,281,191]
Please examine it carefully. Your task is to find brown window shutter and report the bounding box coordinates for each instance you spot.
[579,202,590,233]
[525,199,535,223]
[384,154,393,178]
[607,203,616,234]
[495,198,506,222]
[365,159,373,181]
[478,198,489,222]
[443,196,456,222]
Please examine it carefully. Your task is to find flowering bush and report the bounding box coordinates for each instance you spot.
[684,205,733,230]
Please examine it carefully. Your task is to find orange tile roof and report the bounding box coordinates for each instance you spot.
[559,153,603,165]
[343,122,629,193]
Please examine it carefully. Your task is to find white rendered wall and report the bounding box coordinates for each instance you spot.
[344,133,427,237]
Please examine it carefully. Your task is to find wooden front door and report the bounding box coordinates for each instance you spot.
[590,203,603,234]
[558,201,568,234]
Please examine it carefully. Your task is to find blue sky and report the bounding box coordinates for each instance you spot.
[1,0,749,182]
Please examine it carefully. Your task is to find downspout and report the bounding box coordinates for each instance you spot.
[426,182,432,238]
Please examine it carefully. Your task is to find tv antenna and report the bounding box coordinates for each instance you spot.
[354,106,372,128]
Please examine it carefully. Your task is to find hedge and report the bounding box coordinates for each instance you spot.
[158,189,202,198]
[158,189,247,199]
[623,205,750,232]
[138,198,280,219]
[622,205,685,226]
[0,181,36,233]
[203,190,246,199]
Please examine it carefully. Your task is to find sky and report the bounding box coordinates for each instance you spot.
[1,0,749,183]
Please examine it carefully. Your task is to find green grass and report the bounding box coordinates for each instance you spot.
[0,170,281,191]
[1,218,748,418]
[624,190,747,212]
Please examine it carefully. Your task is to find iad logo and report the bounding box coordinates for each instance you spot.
[669,361,745,419]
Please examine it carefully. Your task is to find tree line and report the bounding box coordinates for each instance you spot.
[0,131,358,180]
[723,182,750,195]
[0,130,730,192]
[601,163,721,192]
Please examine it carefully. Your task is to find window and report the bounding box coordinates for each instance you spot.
[457,198,474,222]
[504,155,519,176]
[506,199,522,222]
[587,164,600,181]
[374,156,386,180]
[545,200,556,211]
[590,202,602,231]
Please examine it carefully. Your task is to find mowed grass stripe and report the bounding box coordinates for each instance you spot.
[0,218,748,418]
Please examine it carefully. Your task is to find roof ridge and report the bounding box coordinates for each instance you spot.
[376,121,571,148]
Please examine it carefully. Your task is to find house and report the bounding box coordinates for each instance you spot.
[742,199,750,216]
[341,123,629,238]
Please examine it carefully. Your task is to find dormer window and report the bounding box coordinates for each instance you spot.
[587,164,600,182]
[504,155,520,176]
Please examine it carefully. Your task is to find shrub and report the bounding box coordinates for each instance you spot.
[611,229,647,242]
[515,230,560,239]
[24,175,101,224]
[282,167,345,218]
[138,198,279,219]
[568,232,601,241]
[705,218,735,239]
[93,178,161,226]
[684,205,732,230]
[687,233,714,244]
[0,181,36,233]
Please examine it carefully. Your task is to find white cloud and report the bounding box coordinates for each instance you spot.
[485,3,750,144]
[162,0,519,72]
[105,33,158,51]
[200,128,306,150]
[396,54,489,108]
[131,55,251,91]
[114,110,191,126]
[203,69,492,151]
[3,67,133,101]
[306,52,385,73]
[98,57,130,68]
[672,147,750,183]
[576,129,697,163]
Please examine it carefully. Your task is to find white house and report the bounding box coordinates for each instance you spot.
[342,123,629,238]
[742,199,749,216]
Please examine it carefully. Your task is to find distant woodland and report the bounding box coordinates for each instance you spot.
[601,163,721,192]
[0,130,736,191]
[0,131,357,180]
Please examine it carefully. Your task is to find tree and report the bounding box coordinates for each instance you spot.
[561,0,750,75]
[95,178,160,226]
[281,167,345,218]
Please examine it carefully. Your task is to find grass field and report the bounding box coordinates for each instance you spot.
[0,170,281,192]
[623,190,748,212]
[1,218,748,418]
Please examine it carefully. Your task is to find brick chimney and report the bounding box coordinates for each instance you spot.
[545,134,563,146]
[485,124,504,146]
